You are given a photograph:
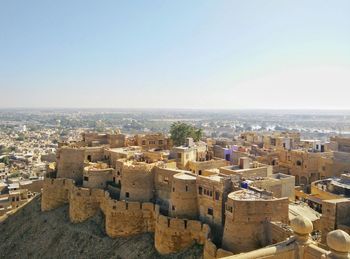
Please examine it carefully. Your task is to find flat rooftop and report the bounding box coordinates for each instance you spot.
[206,175,222,182]
[9,190,22,195]
[8,183,19,189]
[228,189,273,201]
[0,196,9,202]
[108,146,141,152]
[301,139,321,142]
[174,173,196,180]
[315,177,350,192]
[289,202,320,222]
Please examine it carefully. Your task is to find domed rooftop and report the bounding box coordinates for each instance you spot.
[327,229,350,253]
[290,215,313,235]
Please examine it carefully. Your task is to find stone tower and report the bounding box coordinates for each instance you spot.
[169,172,198,219]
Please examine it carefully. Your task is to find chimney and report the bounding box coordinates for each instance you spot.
[186,138,194,147]
[239,157,250,169]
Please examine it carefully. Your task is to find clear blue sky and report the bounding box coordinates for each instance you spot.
[1,0,350,109]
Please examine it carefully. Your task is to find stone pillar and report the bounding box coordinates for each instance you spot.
[291,215,313,258]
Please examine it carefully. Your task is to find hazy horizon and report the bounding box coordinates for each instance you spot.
[1,1,350,109]
[3,107,350,114]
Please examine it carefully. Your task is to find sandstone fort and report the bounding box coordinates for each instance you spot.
[36,130,350,259]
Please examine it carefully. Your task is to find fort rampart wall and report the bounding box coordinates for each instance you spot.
[102,194,157,237]
[154,213,210,254]
[203,239,233,259]
[41,178,74,211]
[41,177,208,255]
[69,186,105,223]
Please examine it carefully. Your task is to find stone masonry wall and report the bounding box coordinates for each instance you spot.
[120,163,155,202]
[42,177,212,255]
[155,214,210,254]
[41,178,74,211]
[169,173,198,219]
[154,166,181,213]
[69,186,105,223]
[321,199,350,244]
[56,148,86,182]
[103,197,157,238]
[222,197,289,253]
[203,239,233,259]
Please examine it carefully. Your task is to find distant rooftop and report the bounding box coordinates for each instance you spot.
[289,202,320,222]
[228,189,273,201]
[174,173,196,181]
[8,183,19,189]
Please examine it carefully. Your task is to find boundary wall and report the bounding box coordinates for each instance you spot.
[203,239,233,259]
[155,213,210,254]
[41,177,210,255]
[41,178,75,211]
[69,186,105,223]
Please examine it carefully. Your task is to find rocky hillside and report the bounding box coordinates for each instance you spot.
[0,196,203,259]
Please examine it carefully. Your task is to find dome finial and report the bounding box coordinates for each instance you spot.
[291,215,313,236]
[327,230,350,258]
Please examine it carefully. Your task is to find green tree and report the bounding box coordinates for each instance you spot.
[170,122,203,146]
[193,128,203,142]
[0,156,10,165]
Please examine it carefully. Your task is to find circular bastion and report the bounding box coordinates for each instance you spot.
[169,172,198,219]
[222,189,289,253]
[83,162,114,189]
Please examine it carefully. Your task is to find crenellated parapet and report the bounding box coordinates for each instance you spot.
[41,178,75,211]
[222,189,289,253]
[41,176,211,255]
[69,186,105,223]
[83,163,113,189]
[122,161,155,173]
[155,213,210,254]
[103,199,158,237]
[203,239,233,259]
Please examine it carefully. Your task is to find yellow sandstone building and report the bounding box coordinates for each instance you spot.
[40,130,350,258]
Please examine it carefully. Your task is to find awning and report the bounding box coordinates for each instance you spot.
[306,196,323,204]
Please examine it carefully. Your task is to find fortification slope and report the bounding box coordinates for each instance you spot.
[0,196,203,259]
